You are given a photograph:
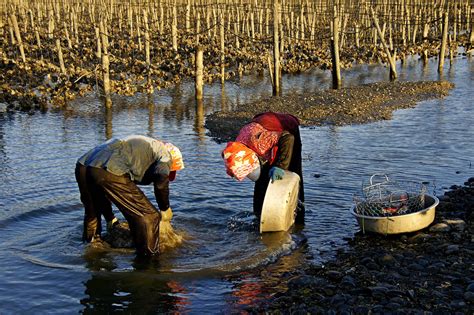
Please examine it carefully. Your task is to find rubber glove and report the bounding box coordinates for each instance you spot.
[106,217,120,232]
[161,207,173,222]
[269,166,285,183]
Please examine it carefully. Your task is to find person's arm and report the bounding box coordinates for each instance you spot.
[153,175,170,211]
[273,131,294,170]
[268,132,294,182]
[140,161,171,211]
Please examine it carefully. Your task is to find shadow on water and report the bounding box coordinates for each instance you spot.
[0,55,473,313]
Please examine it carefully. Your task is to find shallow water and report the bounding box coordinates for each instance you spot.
[0,55,473,313]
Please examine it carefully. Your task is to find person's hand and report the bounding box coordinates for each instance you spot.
[269,167,285,183]
[107,217,120,232]
[161,207,173,222]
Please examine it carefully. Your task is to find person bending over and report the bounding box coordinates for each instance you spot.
[222,112,305,223]
[75,135,184,257]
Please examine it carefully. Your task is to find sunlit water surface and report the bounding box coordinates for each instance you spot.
[1,55,473,313]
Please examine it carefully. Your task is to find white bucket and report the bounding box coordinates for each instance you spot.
[260,170,300,233]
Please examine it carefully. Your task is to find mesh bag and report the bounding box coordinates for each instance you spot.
[353,174,427,217]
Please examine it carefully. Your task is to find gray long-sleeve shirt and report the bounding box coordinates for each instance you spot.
[78,135,172,182]
[77,135,173,210]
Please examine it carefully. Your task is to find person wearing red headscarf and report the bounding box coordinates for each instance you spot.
[222,112,305,223]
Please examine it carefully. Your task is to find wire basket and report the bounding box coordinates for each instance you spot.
[353,174,427,217]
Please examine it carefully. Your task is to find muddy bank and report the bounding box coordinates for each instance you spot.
[255,179,474,314]
[205,80,454,143]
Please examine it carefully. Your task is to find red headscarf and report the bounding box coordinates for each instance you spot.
[235,122,281,163]
[252,112,300,132]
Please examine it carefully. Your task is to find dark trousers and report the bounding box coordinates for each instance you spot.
[253,128,305,223]
[75,163,161,256]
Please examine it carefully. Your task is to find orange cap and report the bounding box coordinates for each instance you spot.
[164,142,184,171]
[222,142,260,181]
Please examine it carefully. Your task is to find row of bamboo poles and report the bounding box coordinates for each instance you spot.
[1,0,473,107]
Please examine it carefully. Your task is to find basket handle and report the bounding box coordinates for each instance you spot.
[369,173,390,185]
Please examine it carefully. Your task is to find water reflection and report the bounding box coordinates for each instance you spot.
[166,84,188,124]
[81,272,186,314]
[194,99,205,143]
[147,96,155,137]
[224,232,308,310]
[82,246,191,312]
[220,86,228,112]
[229,273,264,308]
[0,115,6,165]
[104,107,113,139]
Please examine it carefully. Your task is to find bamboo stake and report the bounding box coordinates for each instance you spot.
[453,2,457,43]
[412,15,418,45]
[195,47,203,100]
[48,9,54,39]
[250,5,255,40]
[95,26,101,59]
[137,13,142,52]
[56,37,66,75]
[234,12,240,49]
[196,12,201,45]
[470,7,474,46]
[267,54,274,87]
[355,23,360,48]
[72,6,78,44]
[272,0,280,96]
[401,4,406,47]
[331,7,341,89]
[159,4,164,34]
[64,21,72,50]
[438,10,448,73]
[128,6,133,39]
[339,13,348,50]
[35,25,42,59]
[280,14,285,54]
[370,7,397,80]
[172,3,177,51]
[8,16,16,45]
[265,7,269,35]
[144,10,150,66]
[99,19,111,107]
[220,13,225,84]
[10,13,26,63]
[185,2,190,30]
[28,9,34,32]
[144,9,152,93]
[206,7,211,38]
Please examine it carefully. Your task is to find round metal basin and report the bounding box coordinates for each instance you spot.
[350,194,439,234]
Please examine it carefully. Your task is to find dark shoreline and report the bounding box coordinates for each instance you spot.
[255,180,474,314]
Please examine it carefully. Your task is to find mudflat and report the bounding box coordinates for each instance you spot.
[205,80,454,143]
